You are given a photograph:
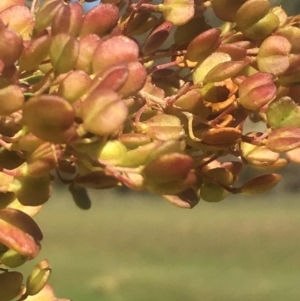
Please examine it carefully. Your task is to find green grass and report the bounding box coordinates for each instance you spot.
[23,188,300,301]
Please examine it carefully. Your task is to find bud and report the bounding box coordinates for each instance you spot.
[26,259,51,296]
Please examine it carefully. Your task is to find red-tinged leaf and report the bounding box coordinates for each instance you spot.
[238,72,276,110]
[266,127,300,152]
[81,88,128,136]
[80,3,119,37]
[0,208,43,242]
[217,43,247,60]
[0,21,23,66]
[0,0,25,12]
[50,33,79,74]
[239,173,281,194]
[0,5,34,40]
[118,61,147,97]
[0,85,24,115]
[203,58,250,83]
[90,62,129,92]
[0,271,23,301]
[267,97,300,129]
[52,2,83,37]
[58,70,92,104]
[158,0,194,26]
[142,21,173,55]
[186,28,221,62]
[0,212,40,257]
[257,35,291,76]
[76,34,101,73]
[19,34,52,71]
[34,0,64,33]
[92,35,139,74]
[143,153,193,183]
[23,95,76,144]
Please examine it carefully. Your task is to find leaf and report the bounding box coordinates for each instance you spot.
[186,28,221,62]
[80,3,119,37]
[203,58,250,83]
[92,35,139,74]
[238,72,276,110]
[81,88,128,136]
[143,153,193,183]
[76,34,101,73]
[211,0,247,22]
[0,208,41,257]
[0,21,23,66]
[158,0,194,26]
[50,33,79,75]
[163,188,200,208]
[257,35,291,76]
[142,21,173,55]
[34,0,64,33]
[240,173,281,194]
[266,127,300,153]
[68,184,91,210]
[0,85,24,115]
[58,70,92,104]
[267,97,300,129]
[202,127,242,146]
[235,0,270,30]
[0,271,23,301]
[23,95,76,144]
[0,0,25,12]
[0,5,34,39]
[193,52,231,84]
[51,1,83,37]
[19,34,52,71]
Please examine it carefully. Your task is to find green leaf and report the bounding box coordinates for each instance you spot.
[267,97,300,129]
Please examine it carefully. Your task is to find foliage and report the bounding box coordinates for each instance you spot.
[0,0,300,299]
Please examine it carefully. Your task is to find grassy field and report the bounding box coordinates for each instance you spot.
[22,186,300,301]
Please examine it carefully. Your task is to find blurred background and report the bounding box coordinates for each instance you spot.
[21,0,300,300]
